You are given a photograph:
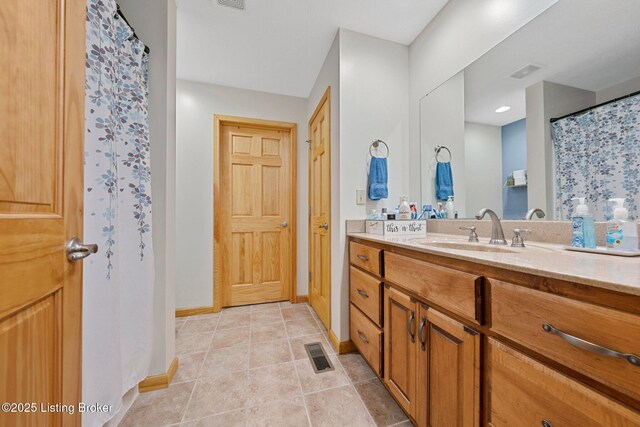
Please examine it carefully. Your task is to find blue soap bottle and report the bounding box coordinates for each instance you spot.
[571,197,596,249]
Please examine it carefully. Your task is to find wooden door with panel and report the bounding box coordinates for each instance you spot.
[0,0,86,425]
[308,88,331,329]
[384,285,419,418]
[416,305,481,427]
[219,121,294,307]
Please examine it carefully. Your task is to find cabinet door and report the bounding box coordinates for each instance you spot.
[417,306,481,427]
[384,285,418,417]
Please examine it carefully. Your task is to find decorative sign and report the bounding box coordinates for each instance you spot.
[365,220,427,236]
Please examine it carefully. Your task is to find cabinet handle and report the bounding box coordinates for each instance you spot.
[357,330,369,344]
[542,323,640,367]
[357,254,369,262]
[541,420,553,427]
[357,289,369,298]
[408,310,415,343]
[418,316,427,351]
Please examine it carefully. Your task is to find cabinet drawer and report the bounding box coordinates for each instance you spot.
[350,266,382,326]
[490,280,640,402]
[350,303,382,377]
[350,241,382,277]
[488,339,640,427]
[385,252,482,324]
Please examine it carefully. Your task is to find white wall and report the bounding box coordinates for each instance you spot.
[464,122,503,218]
[408,0,558,203]
[117,0,177,377]
[337,29,410,340]
[175,80,308,309]
[526,81,595,217]
[307,33,341,338]
[596,75,640,104]
[420,72,465,214]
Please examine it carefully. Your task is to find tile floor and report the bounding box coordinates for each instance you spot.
[120,302,410,427]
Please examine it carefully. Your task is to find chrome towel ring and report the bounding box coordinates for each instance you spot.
[369,139,389,158]
[435,145,451,162]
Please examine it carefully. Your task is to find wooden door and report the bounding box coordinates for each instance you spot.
[384,286,418,417]
[308,87,331,329]
[416,306,481,427]
[0,0,86,425]
[217,117,296,307]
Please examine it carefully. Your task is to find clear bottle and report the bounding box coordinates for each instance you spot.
[606,198,638,251]
[398,195,411,220]
[445,196,455,219]
[571,197,596,249]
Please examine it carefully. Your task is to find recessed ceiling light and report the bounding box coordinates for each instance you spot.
[495,106,511,113]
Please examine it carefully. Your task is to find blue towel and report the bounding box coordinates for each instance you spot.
[435,161,454,201]
[368,157,388,200]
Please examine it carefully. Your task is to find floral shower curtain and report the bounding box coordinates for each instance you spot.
[551,94,640,221]
[84,0,154,425]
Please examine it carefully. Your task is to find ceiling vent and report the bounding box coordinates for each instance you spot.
[510,63,542,80]
[217,0,245,10]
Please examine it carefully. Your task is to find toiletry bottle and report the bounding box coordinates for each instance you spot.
[571,197,596,249]
[606,198,638,251]
[445,196,455,219]
[381,208,388,220]
[399,195,411,220]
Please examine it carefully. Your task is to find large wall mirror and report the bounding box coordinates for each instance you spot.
[419,0,640,221]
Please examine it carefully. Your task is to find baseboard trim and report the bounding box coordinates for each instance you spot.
[328,330,357,354]
[295,295,308,303]
[138,357,179,393]
[176,305,218,317]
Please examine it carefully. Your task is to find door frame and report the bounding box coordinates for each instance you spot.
[307,87,331,329]
[213,114,297,312]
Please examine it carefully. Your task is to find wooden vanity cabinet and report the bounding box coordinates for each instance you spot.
[384,285,418,417]
[349,237,640,426]
[416,304,481,427]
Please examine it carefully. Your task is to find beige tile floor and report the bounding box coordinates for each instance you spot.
[120,302,410,427]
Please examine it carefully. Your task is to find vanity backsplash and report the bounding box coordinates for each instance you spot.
[347,219,640,246]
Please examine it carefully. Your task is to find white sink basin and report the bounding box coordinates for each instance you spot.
[409,240,519,253]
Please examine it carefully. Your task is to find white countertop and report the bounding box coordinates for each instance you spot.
[347,232,640,296]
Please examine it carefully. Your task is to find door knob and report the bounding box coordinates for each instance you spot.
[66,237,98,262]
[318,223,329,230]
[280,221,289,228]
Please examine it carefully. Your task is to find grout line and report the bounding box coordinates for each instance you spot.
[290,339,313,427]
[178,379,198,425]
[350,382,378,426]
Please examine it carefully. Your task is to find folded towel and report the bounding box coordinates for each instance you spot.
[368,157,388,200]
[435,161,454,201]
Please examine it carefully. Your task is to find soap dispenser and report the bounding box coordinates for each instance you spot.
[571,197,596,249]
[606,198,638,251]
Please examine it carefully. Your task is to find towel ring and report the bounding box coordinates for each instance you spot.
[435,145,451,162]
[369,139,389,158]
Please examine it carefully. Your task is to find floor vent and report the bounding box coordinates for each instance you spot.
[304,342,334,374]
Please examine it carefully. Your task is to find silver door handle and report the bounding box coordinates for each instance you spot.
[408,310,415,343]
[356,289,369,298]
[356,254,369,262]
[357,330,369,344]
[280,221,288,228]
[318,223,328,230]
[542,323,640,367]
[66,237,98,262]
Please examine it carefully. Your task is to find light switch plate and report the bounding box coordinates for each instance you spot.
[356,189,366,205]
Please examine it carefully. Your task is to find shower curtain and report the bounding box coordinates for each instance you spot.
[551,94,640,221]
[84,0,154,425]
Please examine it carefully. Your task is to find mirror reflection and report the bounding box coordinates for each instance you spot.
[420,0,640,221]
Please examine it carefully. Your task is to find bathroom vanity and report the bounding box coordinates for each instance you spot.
[347,232,640,426]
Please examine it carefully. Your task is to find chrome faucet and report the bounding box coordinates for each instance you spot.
[475,208,507,245]
[525,208,546,220]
